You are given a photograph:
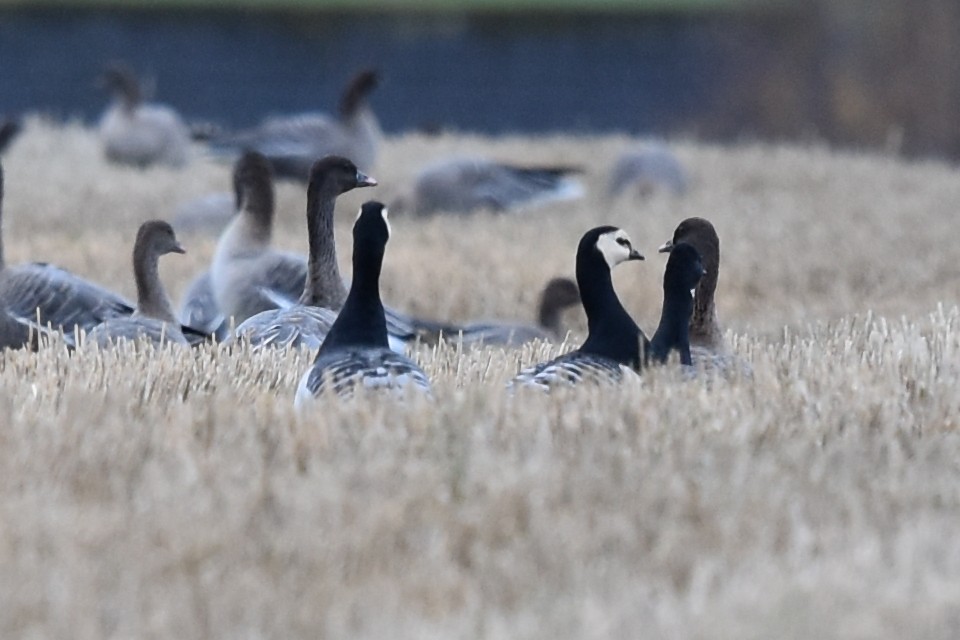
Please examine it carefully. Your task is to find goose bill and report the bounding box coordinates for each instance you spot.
[356,170,378,187]
[628,248,644,261]
[172,241,186,254]
[658,240,674,253]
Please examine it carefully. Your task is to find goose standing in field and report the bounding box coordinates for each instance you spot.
[97,63,191,168]
[397,156,584,215]
[233,156,404,351]
[208,69,381,179]
[86,221,189,347]
[296,202,431,403]
[0,161,135,335]
[649,242,705,365]
[209,151,311,326]
[509,226,647,391]
[608,143,688,198]
[421,277,580,347]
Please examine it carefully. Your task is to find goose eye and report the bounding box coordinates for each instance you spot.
[616,238,630,247]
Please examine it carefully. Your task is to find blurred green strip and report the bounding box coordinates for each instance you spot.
[0,0,793,12]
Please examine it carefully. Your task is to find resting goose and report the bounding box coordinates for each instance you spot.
[97,63,191,168]
[608,143,688,198]
[509,226,647,391]
[649,242,705,365]
[209,70,381,179]
[296,202,432,404]
[398,156,584,215]
[0,161,134,336]
[422,277,580,347]
[233,156,378,350]
[86,221,189,347]
[209,151,310,325]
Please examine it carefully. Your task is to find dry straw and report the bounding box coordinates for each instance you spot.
[0,118,958,638]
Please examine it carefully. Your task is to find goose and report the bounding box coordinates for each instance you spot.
[85,220,189,347]
[657,217,722,351]
[649,242,705,365]
[209,151,312,326]
[0,161,134,335]
[0,117,22,156]
[421,277,580,347]
[295,202,431,403]
[208,69,381,179]
[508,226,647,391]
[232,155,378,349]
[397,156,584,215]
[0,303,30,351]
[97,63,191,168]
[608,143,688,198]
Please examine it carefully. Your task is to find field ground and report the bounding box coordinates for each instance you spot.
[0,119,959,638]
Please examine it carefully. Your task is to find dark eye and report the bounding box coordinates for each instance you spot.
[616,238,630,247]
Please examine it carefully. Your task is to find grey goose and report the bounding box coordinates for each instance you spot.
[398,156,584,215]
[97,63,191,168]
[208,70,381,180]
[608,143,688,198]
[295,202,431,404]
[86,221,189,347]
[509,226,648,391]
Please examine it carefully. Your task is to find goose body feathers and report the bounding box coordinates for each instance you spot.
[296,202,431,403]
[510,226,647,391]
[404,156,584,215]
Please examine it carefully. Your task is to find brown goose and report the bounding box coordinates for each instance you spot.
[97,63,191,168]
[86,221,189,347]
[208,69,381,179]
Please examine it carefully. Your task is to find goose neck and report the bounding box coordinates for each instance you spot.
[300,182,347,308]
[316,244,388,353]
[651,290,693,365]
[133,246,176,323]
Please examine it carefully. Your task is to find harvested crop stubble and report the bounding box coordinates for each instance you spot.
[0,118,958,638]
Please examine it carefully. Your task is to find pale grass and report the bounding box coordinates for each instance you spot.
[0,117,959,638]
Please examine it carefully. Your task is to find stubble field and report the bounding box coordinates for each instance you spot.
[1,118,959,638]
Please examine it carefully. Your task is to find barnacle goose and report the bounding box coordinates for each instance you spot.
[86,221,189,347]
[207,70,381,179]
[97,63,191,168]
[508,226,647,391]
[396,156,584,215]
[295,202,431,404]
[649,242,705,364]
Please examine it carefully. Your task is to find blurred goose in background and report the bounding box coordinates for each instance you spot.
[233,156,381,350]
[608,143,688,198]
[509,226,647,391]
[86,221,189,347]
[0,161,134,336]
[0,117,22,156]
[97,63,191,168]
[209,151,309,325]
[421,277,580,347]
[172,192,236,236]
[296,202,432,404]
[207,69,381,180]
[396,156,584,215]
[649,242,705,365]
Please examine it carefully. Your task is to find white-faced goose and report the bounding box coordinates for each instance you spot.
[86,221,189,347]
[0,162,134,336]
[208,70,381,180]
[97,63,191,168]
[397,156,584,215]
[608,143,688,198]
[233,156,378,350]
[649,242,705,365]
[209,151,310,326]
[509,226,647,391]
[422,277,581,348]
[296,202,431,404]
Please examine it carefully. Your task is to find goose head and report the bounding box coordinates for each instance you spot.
[309,155,377,195]
[98,63,142,108]
[590,226,645,269]
[658,217,719,275]
[354,201,390,249]
[663,242,705,296]
[137,220,185,258]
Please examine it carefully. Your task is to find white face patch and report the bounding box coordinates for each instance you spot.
[596,229,636,269]
[381,206,391,239]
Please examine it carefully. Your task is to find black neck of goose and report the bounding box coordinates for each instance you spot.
[114,74,142,111]
[317,238,388,352]
[300,181,348,308]
[650,288,694,365]
[576,250,642,369]
[133,245,176,323]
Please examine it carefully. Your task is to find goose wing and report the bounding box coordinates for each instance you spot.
[179,270,229,340]
[508,350,634,391]
[1,263,133,333]
[233,304,338,350]
[296,346,432,403]
[86,317,188,348]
